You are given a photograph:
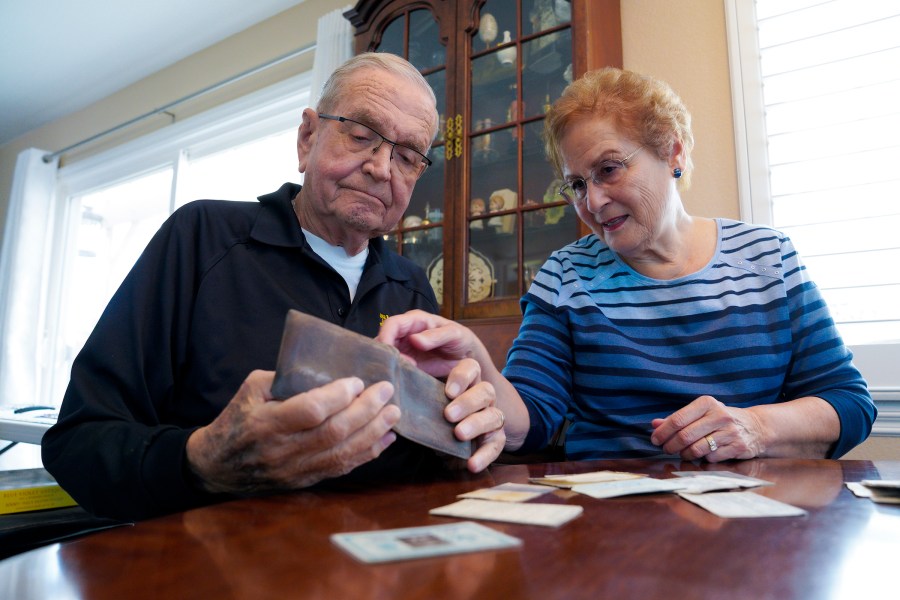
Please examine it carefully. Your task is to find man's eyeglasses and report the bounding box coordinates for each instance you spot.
[318,114,432,179]
[558,146,643,205]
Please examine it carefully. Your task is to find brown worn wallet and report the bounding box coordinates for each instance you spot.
[270,310,473,460]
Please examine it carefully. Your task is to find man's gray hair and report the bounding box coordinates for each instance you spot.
[316,52,438,139]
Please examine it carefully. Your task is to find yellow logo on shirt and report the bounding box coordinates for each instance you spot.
[379,313,390,326]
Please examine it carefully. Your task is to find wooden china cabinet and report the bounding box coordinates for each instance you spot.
[344,0,622,366]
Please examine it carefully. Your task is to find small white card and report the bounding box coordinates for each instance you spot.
[849,481,900,504]
[458,482,554,503]
[331,521,521,563]
[529,470,645,489]
[671,475,752,494]
[672,471,773,487]
[572,477,688,499]
[861,479,900,490]
[430,498,583,527]
[846,482,873,498]
[678,491,807,518]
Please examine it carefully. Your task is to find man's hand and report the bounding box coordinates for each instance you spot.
[186,370,400,494]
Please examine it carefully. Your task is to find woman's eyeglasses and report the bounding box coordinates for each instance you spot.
[318,114,432,180]
[558,146,643,204]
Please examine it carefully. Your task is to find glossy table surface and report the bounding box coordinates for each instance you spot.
[2,458,898,599]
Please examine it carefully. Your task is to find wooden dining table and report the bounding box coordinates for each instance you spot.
[1,458,898,599]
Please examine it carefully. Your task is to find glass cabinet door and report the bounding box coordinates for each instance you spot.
[344,0,620,321]
[463,0,577,317]
[371,7,451,307]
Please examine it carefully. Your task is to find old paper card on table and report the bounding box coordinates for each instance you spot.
[572,477,689,499]
[529,471,645,489]
[846,480,900,504]
[458,483,554,503]
[672,470,773,488]
[678,491,807,518]
[430,499,583,527]
[271,310,472,460]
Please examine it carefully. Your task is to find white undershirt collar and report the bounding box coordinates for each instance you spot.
[301,228,368,301]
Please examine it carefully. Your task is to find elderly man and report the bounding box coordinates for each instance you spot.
[42,53,505,521]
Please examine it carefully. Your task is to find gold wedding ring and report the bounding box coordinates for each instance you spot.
[705,435,718,452]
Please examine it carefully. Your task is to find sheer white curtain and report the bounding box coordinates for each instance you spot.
[0,148,58,406]
[309,6,354,108]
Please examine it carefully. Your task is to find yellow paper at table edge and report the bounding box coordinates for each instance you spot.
[0,484,78,515]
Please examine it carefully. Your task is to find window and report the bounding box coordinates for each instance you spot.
[52,169,174,402]
[38,73,310,408]
[727,0,900,427]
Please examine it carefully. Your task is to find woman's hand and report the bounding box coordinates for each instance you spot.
[650,395,766,461]
[650,394,841,461]
[376,309,486,376]
[441,357,507,473]
[378,310,531,454]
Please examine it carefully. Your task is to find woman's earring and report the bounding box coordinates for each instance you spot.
[673,168,683,179]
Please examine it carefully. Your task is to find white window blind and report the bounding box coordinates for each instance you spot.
[727,0,900,431]
[754,0,900,346]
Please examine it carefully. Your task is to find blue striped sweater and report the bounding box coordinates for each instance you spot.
[505,219,876,459]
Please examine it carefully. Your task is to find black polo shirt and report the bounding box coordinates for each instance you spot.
[43,183,443,520]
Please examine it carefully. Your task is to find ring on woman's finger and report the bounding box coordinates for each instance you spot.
[496,408,506,429]
[705,435,718,453]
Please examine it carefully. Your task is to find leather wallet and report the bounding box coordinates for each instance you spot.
[270,310,473,460]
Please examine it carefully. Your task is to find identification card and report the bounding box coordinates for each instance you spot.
[331,521,521,563]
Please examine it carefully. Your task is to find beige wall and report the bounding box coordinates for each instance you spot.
[842,436,900,461]
[0,0,740,237]
[0,0,341,232]
[622,0,739,220]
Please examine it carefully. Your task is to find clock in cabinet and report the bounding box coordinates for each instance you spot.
[345,0,622,366]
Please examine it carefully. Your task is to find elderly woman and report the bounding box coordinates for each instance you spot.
[378,67,876,461]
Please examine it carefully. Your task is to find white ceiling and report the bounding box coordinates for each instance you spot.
[0,0,308,146]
